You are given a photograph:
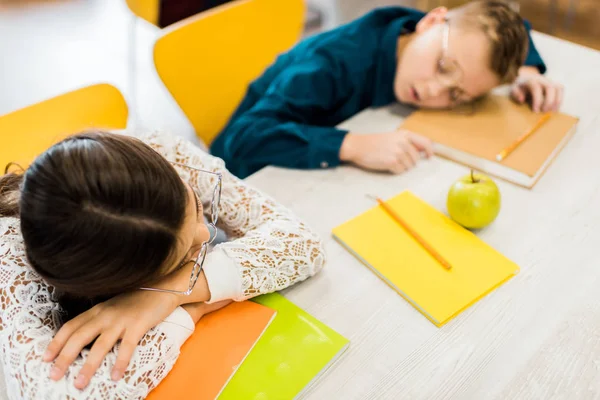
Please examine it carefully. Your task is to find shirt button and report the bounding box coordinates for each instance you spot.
[320,161,329,168]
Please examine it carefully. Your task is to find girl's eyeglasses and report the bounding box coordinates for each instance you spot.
[139,161,222,296]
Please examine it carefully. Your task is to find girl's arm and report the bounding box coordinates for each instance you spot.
[181,300,233,322]
[36,131,327,392]
[142,131,327,304]
[0,217,198,399]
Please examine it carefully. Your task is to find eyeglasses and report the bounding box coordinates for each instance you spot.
[436,19,477,115]
[139,161,222,296]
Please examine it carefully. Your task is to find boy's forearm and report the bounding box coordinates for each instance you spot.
[216,115,349,175]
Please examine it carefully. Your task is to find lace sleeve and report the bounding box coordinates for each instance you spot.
[0,217,193,400]
[141,132,326,301]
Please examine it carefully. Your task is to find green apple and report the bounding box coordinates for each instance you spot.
[447,170,501,229]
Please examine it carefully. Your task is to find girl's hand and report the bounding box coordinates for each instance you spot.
[43,290,180,390]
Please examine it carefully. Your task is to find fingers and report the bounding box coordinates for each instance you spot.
[527,79,564,113]
[49,317,106,382]
[353,130,433,174]
[44,312,97,363]
[547,84,563,112]
[111,331,143,383]
[511,84,527,104]
[408,133,434,158]
[514,75,564,113]
[395,152,412,172]
[395,142,416,170]
[403,141,420,166]
[389,140,418,174]
[384,132,435,175]
[542,84,557,112]
[533,81,563,112]
[388,161,407,175]
[74,328,123,389]
[529,81,544,113]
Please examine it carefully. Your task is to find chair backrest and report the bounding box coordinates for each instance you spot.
[125,0,160,26]
[0,83,128,169]
[153,0,305,146]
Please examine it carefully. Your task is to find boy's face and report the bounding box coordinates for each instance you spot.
[394,8,501,109]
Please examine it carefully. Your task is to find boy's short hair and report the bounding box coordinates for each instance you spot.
[448,0,529,83]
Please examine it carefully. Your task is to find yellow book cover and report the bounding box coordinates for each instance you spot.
[332,191,519,327]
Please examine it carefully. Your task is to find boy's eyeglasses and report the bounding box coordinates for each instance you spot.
[139,161,222,296]
[436,18,477,115]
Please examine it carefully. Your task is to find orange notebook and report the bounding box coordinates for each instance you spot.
[146,301,276,400]
[399,94,579,188]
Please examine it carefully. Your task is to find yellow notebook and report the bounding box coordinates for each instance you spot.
[332,191,520,327]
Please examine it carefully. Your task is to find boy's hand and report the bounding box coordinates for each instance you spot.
[340,130,433,174]
[511,67,563,113]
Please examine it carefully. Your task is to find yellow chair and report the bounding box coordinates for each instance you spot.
[153,0,305,146]
[0,83,128,170]
[124,0,160,26]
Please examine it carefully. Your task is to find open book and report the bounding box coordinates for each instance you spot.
[400,94,579,188]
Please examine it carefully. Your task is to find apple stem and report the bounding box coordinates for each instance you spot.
[470,169,479,183]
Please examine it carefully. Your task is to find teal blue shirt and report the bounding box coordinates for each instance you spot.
[211,6,546,178]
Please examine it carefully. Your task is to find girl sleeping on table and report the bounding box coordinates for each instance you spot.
[0,130,325,399]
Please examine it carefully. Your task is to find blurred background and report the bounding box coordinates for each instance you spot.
[305,0,599,50]
[0,0,597,144]
[1,0,598,47]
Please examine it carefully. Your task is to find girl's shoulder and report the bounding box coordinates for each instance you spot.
[1,216,21,237]
[133,131,227,174]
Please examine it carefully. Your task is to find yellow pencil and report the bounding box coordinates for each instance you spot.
[496,112,553,161]
[369,195,452,271]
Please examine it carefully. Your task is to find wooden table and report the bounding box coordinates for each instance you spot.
[245,32,600,400]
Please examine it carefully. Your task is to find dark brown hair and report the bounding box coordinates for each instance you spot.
[0,131,188,318]
[449,0,529,83]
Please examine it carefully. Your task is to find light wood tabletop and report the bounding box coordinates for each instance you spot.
[244,32,600,400]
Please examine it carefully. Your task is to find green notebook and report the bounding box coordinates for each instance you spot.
[217,293,350,399]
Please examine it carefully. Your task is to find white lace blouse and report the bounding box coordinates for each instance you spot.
[0,132,325,399]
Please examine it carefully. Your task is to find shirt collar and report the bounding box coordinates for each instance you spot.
[372,14,423,107]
